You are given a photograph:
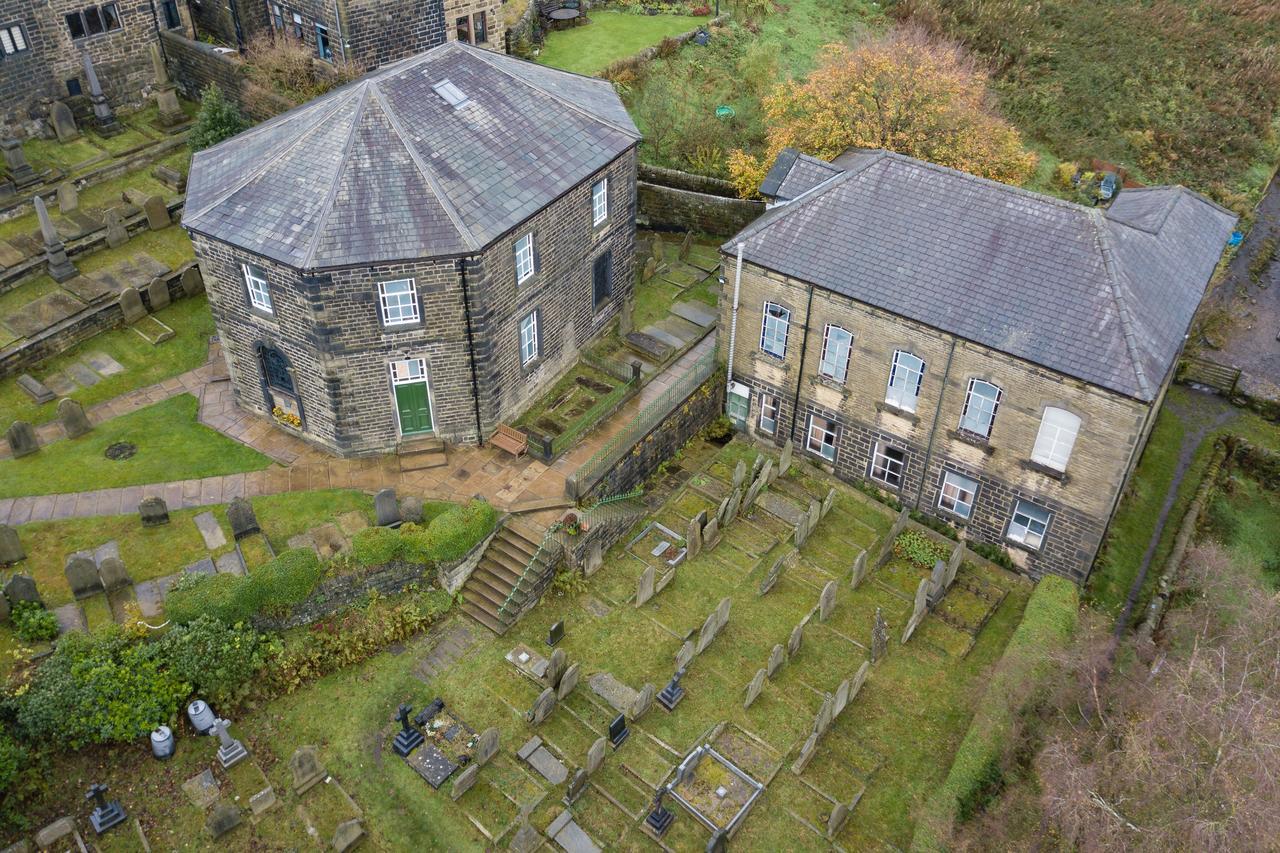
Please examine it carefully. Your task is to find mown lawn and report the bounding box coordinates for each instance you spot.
[0,394,270,498]
[537,10,710,75]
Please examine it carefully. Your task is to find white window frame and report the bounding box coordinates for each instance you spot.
[519,309,539,366]
[1031,407,1081,472]
[0,23,28,54]
[758,393,779,435]
[959,378,1002,438]
[243,263,272,313]
[377,278,419,327]
[869,442,905,488]
[760,302,789,358]
[818,324,852,383]
[591,178,608,226]
[1007,499,1051,550]
[886,350,925,413]
[514,232,535,284]
[389,356,427,385]
[938,470,978,519]
[806,414,837,462]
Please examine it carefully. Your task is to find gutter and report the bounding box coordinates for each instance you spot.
[458,258,485,445]
[913,337,957,510]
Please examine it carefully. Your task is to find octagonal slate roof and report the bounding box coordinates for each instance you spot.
[183,42,640,269]
[727,150,1237,402]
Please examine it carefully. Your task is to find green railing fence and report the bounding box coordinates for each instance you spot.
[550,375,637,457]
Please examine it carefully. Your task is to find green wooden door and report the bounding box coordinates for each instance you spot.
[395,381,432,435]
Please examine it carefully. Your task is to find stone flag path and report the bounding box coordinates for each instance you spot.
[0,335,715,528]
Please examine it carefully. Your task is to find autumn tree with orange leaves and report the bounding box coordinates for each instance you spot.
[728,27,1037,198]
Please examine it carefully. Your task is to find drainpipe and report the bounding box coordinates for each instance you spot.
[725,242,744,391]
[913,337,957,510]
[331,0,347,63]
[787,283,815,443]
[458,258,485,446]
[228,0,245,52]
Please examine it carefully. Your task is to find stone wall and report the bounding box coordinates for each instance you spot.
[437,517,504,593]
[160,29,294,122]
[637,181,763,236]
[250,559,433,631]
[575,368,723,501]
[504,0,538,56]
[638,164,738,198]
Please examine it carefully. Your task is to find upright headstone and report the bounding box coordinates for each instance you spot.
[758,550,787,596]
[779,439,793,476]
[715,496,731,528]
[143,195,170,230]
[793,516,810,549]
[608,713,629,747]
[85,782,126,835]
[57,398,91,438]
[545,647,567,690]
[65,554,103,599]
[902,577,930,644]
[56,181,78,215]
[850,550,868,589]
[848,660,870,704]
[145,276,170,311]
[678,231,693,261]
[656,668,686,711]
[807,500,822,534]
[289,746,325,795]
[34,196,77,282]
[732,459,746,490]
[696,607,718,654]
[227,497,261,540]
[180,264,205,296]
[675,640,694,670]
[119,287,146,323]
[871,607,887,663]
[450,764,478,801]
[766,643,785,679]
[818,580,837,621]
[82,51,123,136]
[98,556,130,591]
[3,573,40,605]
[527,687,556,725]
[585,736,606,776]
[792,732,818,774]
[827,802,850,839]
[945,541,964,589]
[702,514,721,550]
[374,488,400,526]
[150,43,185,125]
[564,768,589,805]
[206,802,242,839]
[0,524,24,566]
[834,677,852,717]
[812,693,834,736]
[0,138,36,188]
[821,487,836,519]
[213,718,249,769]
[685,513,703,560]
[50,100,80,141]
[714,596,731,631]
[556,662,580,700]
[474,727,499,767]
[743,668,766,709]
[630,682,655,720]
[103,207,128,248]
[927,559,947,608]
[635,565,655,607]
[5,421,39,458]
[138,496,169,526]
[788,621,804,657]
[725,487,743,524]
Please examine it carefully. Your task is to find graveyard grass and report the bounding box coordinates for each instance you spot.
[0,394,270,498]
[0,294,215,426]
[536,10,712,76]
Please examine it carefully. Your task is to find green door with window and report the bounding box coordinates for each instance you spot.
[395,381,432,435]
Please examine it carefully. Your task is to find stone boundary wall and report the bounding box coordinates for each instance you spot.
[577,368,723,501]
[638,180,763,236]
[160,31,295,122]
[0,249,194,379]
[438,517,506,593]
[556,500,647,572]
[599,13,728,79]
[638,163,738,198]
[505,0,539,55]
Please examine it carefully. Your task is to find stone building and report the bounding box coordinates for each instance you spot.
[0,0,189,133]
[721,149,1236,582]
[184,41,639,457]
[190,0,503,68]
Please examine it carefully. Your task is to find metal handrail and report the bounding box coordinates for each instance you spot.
[496,527,562,623]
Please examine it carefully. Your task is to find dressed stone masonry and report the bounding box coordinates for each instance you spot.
[724,149,1238,584]
[186,42,640,457]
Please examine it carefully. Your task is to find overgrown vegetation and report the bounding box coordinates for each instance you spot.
[244,35,364,104]
[164,548,324,625]
[9,602,58,644]
[188,84,249,151]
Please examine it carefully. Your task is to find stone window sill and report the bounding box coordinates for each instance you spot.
[520,356,544,377]
[1020,458,1070,483]
[950,429,995,456]
[934,506,972,526]
[380,320,424,334]
[810,373,848,394]
[247,306,277,324]
[1005,536,1043,555]
[875,401,920,424]
[752,350,790,369]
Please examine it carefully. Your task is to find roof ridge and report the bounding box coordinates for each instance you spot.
[367,84,481,252]
[1090,209,1154,399]
[298,84,372,271]
[463,45,641,139]
[185,92,357,226]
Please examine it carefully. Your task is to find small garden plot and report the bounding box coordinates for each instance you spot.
[513,363,626,442]
[670,742,765,834]
[626,520,687,567]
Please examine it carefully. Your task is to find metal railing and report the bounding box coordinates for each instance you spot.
[550,375,637,457]
[496,528,563,625]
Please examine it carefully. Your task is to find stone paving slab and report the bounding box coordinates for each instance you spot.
[194,511,228,549]
[0,240,25,268]
[2,291,84,338]
[184,557,216,576]
[66,361,101,387]
[671,300,718,328]
[84,351,125,375]
[215,549,246,576]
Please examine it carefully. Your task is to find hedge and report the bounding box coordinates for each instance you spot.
[359,499,498,567]
[165,548,323,625]
[910,575,1079,851]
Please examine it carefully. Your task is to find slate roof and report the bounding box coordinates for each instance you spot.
[727,150,1237,401]
[183,42,640,269]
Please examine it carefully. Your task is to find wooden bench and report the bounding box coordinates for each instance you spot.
[491,424,528,458]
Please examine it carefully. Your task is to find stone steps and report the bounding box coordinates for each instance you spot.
[398,436,448,472]
[459,521,552,635]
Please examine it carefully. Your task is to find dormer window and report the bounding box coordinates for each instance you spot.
[433,79,468,108]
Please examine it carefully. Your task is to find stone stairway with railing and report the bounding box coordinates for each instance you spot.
[460,519,561,635]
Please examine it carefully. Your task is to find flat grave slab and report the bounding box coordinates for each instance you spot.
[16,373,54,403]
[215,550,246,576]
[84,351,125,376]
[549,812,601,853]
[182,769,221,808]
[671,300,718,328]
[757,491,806,526]
[518,737,568,784]
[638,323,685,351]
[184,557,216,576]
[405,743,457,789]
[623,331,672,362]
[655,315,703,346]
[132,315,174,344]
[65,361,101,387]
[2,290,85,338]
[0,240,25,268]
[61,273,116,304]
[194,511,228,549]
[588,672,638,716]
[134,573,179,618]
[42,370,77,396]
[506,643,549,681]
[53,602,86,634]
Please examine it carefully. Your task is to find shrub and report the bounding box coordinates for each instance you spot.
[910,575,1079,850]
[970,540,1016,571]
[351,526,406,567]
[10,601,58,643]
[244,34,364,102]
[158,616,271,707]
[188,83,249,151]
[0,729,25,797]
[893,529,950,568]
[910,509,960,540]
[425,500,498,562]
[165,548,322,624]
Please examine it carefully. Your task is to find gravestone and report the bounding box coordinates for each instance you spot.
[793,515,810,549]
[290,745,325,794]
[702,514,720,550]
[509,819,542,853]
[85,783,126,835]
[850,550,868,588]
[828,802,850,839]
[152,165,186,192]
[145,276,170,311]
[564,768,588,805]
[333,820,364,853]
[808,500,822,533]
[635,565,655,607]
[834,677,852,717]
[98,556,130,591]
[391,703,424,756]
[526,687,556,725]
[788,621,804,657]
[206,802,241,839]
[556,662,580,700]
[475,727,499,767]
[675,640,694,670]
[584,541,603,576]
[35,817,75,848]
[545,647,567,689]
[82,52,121,135]
[450,764,478,801]
[758,457,774,487]
[818,580,837,621]
[678,231,693,260]
[725,487,742,524]
[752,453,764,478]
[138,496,169,527]
[871,607,888,663]
[945,541,963,589]
[0,524,24,566]
[57,398,91,438]
[227,497,260,540]
[641,255,656,281]
[743,668,766,709]
[119,287,146,323]
[758,550,787,596]
[902,578,930,643]
[657,668,686,711]
[143,195,170,230]
[18,374,54,404]
[150,43,184,125]
[849,660,870,704]
[6,421,38,458]
[214,718,249,769]
[927,559,947,608]
[586,736,606,776]
[813,694,835,736]
[792,732,818,774]
[50,100,79,141]
[766,643,785,679]
[646,787,675,837]
[779,439,793,476]
[3,573,40,605]
[685,513,703,560]
[248,786,276,816]
[56,181,78,215]
[608,713,629,747]
[103,207,128,248]
[398,495,424,524]
[374,488,400,526]
[180,265,205,296]
[732,459,746,490]
[695,608,719,654]
[35,196,77,282]
[715,596,732,631]
[65,553,103,599]
[821,487,837,519]
[0,138,36,188]
[715,496,730,527]
[630,682,655,720]
[547,620,564,647]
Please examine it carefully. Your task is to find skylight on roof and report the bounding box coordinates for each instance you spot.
[432,79,468,108]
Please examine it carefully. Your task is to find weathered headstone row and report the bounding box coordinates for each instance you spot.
[902,540,966,644]
[526,649,580,724]
[792,660,871,774]
[451,726,499,801]
[64,550,132,599]
[874,509,912,568]
[757,548,794,596]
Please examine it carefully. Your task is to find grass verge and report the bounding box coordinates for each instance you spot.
[537,10,710,75]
